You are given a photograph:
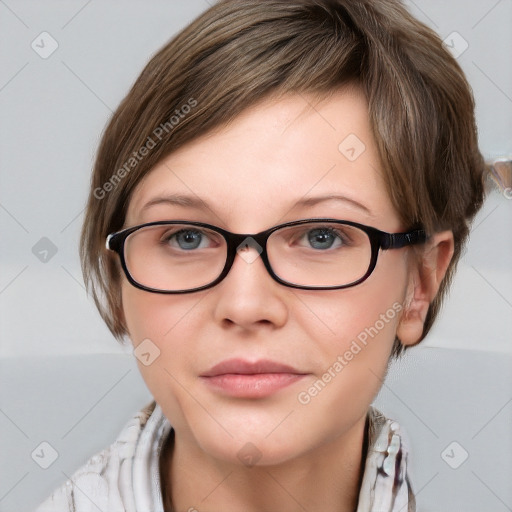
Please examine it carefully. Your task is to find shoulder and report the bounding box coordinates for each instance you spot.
[35,402,161,512]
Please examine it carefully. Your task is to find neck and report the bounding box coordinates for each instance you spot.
[160,412,369,512]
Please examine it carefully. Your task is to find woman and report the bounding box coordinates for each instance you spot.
[37,0,485,510]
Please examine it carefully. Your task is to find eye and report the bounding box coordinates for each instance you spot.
[163,229,211,250]
[303,227,343,250]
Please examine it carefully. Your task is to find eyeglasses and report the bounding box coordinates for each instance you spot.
[106,219,427,294]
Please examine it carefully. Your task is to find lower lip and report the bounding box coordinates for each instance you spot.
[200,373,306,398]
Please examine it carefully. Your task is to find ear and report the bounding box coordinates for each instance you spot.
[397,230,455,346]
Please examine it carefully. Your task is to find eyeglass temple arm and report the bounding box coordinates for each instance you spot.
[380,229,427,250]
[106,233,120,251]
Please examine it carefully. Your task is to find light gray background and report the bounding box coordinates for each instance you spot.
[0,1,511,511]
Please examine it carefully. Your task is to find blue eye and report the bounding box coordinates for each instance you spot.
[169,229,206,250]
[306,228,342,250]
[178,230,202,249]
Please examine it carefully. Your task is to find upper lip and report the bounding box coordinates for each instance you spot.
[201,358,306,377]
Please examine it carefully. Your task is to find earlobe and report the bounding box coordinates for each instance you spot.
[397,230,454,346]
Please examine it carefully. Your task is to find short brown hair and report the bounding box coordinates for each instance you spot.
[80,0,486,357]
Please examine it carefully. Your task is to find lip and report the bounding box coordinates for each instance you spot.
[200,358,308,398]
[201,358,303,377]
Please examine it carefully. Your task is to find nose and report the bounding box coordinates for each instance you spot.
[212,245,289,331]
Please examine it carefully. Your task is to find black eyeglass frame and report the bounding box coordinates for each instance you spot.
[106,218,427,294]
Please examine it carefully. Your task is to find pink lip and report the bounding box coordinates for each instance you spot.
[200,358,308,398]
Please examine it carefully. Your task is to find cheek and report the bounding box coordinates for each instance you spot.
[121,282,202,384]
[121,281,205,427]
[291,264,408,433]
[122,282,199,343]
[295,253,409,365]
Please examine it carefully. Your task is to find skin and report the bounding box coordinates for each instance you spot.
[121,86,454,512]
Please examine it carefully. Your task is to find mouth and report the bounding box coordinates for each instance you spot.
[199,358,309,399]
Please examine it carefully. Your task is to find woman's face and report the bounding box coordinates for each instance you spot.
[122,87,414,466]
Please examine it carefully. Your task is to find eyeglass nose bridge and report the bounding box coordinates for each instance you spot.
[216,230,279,287]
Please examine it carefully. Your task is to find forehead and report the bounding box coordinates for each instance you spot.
[126,87,400,231]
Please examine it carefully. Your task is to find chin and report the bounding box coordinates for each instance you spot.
[185,410,323,470]
[202,435,305,469]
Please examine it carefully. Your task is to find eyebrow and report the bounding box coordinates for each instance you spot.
[141,193,374,216]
